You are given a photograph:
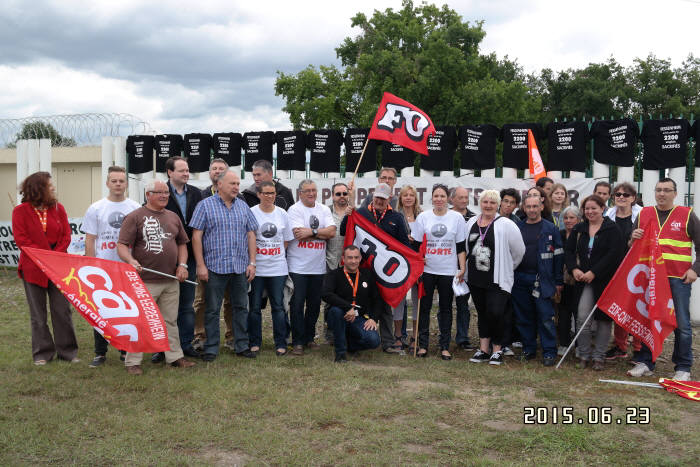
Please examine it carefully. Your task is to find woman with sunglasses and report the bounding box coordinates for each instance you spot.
[411,184,467,359]
[603,182,642,361]
[565,195,624,370]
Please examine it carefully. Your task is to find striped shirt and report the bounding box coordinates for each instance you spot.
[190,194,258,274]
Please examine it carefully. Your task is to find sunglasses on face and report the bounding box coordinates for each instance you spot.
[334,192,348,197]
[614,192,632,198]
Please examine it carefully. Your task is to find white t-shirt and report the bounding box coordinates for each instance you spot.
[251,205,294,277]
[411,209,467,275]
[287,201,334,275]
[83,198,141,261]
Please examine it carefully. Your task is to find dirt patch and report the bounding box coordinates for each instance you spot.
[482,420,521,432]
[404,443,435,454]
[399,379,448,392]
[202,447,249,466]
[435,421,452,429]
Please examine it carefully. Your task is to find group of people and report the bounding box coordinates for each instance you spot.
[12,159,698,380]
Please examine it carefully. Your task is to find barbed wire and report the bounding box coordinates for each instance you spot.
[0,113,153,148]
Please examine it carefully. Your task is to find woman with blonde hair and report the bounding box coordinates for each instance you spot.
[550,183,570,228]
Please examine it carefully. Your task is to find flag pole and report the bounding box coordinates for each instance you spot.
[141,266,198,286]
[413,297,421,357]
[555,304,597,369]
[349,138,370,187]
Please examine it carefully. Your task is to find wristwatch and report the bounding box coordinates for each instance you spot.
[178,263,188,269]
[312,228,318,237]
[249,262,256,267]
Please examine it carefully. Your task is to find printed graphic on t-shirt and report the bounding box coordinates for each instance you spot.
[309,215,319,229]
[142,216,171,254]
[260,222,277,238]
[431,223,447,238]
[109,211,127,229]
[470,234,491,272]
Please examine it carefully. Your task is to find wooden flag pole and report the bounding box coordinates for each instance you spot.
[349,137,370,187]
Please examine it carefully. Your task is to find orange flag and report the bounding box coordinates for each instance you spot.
[527,129,547,181]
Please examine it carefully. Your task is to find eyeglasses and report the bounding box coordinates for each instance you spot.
[379,176,396,181]
[261,191,276,196]
[334,192,349,197]
[148,191,170,195]
[614,192,632,198]
[301,188,317,194]
[655,188,675,193]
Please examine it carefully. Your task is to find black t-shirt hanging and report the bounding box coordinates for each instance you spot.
[590,118,639,167]
[154,134,183,173]
[344,128,377,173]
[380,142,415,170]
[692,120,700,167]
[640,119,690,169]
[458,124,499,169]
[275,130,306,171]
[500,123,544,169]
[126,135,155,174]
[307,129,343,172]
[545,121,589,172]
[421,126,456,171]
[183,133,212,173]
[242,131,275,171]
[212,133,242,167]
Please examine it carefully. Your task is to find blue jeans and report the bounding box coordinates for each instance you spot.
[177,258,197,352]
[327,306,381,356]
[204,270,249,355]
[289,272,323,346]
[248,275,288,350]
[638,278,692,371]
[512,272,557,359]
[455,293,471,346]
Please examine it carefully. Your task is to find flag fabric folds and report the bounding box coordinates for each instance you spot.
[22,247,170,353]
[659,378,700,401]
[342,211,426,308]
[368,92,436,155]
[527,128,547,181]
[596,224,676,361]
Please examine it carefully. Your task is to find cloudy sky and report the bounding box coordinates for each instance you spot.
[1,0,698,142]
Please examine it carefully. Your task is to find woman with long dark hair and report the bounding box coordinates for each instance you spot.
[12,172,78,365]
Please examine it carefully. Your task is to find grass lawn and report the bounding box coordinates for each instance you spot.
[0,270,698,466]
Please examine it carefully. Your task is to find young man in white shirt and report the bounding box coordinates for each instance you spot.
[82,166,140,368]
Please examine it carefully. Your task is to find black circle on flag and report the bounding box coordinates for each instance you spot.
[431,223,447,238]
[261,222,277,238]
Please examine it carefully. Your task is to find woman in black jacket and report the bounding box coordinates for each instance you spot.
[565,195,624,370]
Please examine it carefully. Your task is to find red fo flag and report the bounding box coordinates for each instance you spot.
[22,247,170,353]
[368,92,436,155]
[527,129,547,181]
[343,211,426,308]
[596,224,676,361]
[659,378,700,401]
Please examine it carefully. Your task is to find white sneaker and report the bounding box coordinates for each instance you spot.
[512,341,523,348]
[627,362,653,377]
[557,346,567,356]
[502,346,515,356]
[672,371,691,381]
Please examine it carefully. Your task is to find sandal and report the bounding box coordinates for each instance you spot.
[416,348,428,358]
[275,348,287,357]
[33,359,47,366]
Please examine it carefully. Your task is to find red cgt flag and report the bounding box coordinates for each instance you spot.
[596,223,676,361]
[659,378,700,401]
[22,247,170,353]
[343,211,426,308]
[527,129,547,181]
[368,92,436,155]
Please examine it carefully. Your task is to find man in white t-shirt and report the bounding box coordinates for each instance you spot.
[287,179,336,355]
[82,166,141,368]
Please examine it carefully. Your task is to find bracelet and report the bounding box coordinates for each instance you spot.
[178,263,188,269]
[249,262,256,267]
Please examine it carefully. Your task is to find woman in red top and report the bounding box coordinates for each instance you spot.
[12,172,78,365]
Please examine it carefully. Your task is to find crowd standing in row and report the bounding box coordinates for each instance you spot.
[11,159,699,381]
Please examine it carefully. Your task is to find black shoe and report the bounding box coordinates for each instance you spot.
[543,357,556,367]
[334,353,347,363]
[201,353,216,362]
[459,342,476,351]
[236,349,257,359]
[183,348,202,359]
[119,351,126,362]
[89,355,106,368]
[151,352,165,364]
[440,350,452,361]
[605,346,628,360]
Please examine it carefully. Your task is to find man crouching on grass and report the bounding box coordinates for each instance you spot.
[322,245,381,363]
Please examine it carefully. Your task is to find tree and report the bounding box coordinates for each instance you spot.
[275,0,539,129]
[8,122,77,148]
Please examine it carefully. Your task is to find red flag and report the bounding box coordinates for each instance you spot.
[659,378,700,401]
[22,247,170,353]
[596,224,676,361]
[527,129,547,181]
[343,211,426,308]
[368,92,436,155]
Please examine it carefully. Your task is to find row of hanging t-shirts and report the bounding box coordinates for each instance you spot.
[125,119,700,175]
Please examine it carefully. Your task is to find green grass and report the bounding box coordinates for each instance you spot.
[0,270,698,466]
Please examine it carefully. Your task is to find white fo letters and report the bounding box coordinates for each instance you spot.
[377,103,430,141]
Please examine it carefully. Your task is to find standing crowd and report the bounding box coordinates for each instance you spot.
[11,159,699,381]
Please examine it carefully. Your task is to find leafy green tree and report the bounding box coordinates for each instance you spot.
[8,121,77,148]
[275,0,539,129]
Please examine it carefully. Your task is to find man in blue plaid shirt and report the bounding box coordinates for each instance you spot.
[190,170,259,362]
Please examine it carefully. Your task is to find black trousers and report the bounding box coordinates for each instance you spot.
[470,284,510,345]
[418,273,454,351]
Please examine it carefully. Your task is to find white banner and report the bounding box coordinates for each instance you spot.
[0,217,85,268]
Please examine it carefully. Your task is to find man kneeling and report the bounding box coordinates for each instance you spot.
[322,245,381,362]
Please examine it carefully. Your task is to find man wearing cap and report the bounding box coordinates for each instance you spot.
[348,167,399,210]
[340,182,410,353]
